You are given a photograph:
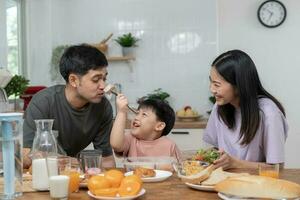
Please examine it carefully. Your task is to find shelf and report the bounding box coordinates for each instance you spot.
[107,56,135,61]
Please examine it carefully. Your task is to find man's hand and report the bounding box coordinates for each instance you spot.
[23,148,32,169]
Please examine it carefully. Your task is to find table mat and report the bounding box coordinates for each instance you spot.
[22,174,36,192]
[0,175,36,193]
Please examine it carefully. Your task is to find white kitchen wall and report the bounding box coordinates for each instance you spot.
[24,0,52,83]
[25,0,217,115]
[218,0,300,168]
[24,0,300,167]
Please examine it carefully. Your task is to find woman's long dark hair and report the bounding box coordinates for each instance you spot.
[212,50,285,145]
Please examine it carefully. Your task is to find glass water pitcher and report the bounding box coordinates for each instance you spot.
[31,119,58,190]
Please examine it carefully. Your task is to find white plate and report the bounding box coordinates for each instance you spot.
[125,170,172,183]
[218,192,300,200]
[185,182,215,192]
[87,188,146,200]
[218,192,259,200]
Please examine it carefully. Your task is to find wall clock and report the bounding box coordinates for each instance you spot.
[257,0,287,28]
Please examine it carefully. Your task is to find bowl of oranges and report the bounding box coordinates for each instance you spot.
[87,169,145,199]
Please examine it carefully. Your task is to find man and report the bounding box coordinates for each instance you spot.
[23,44,115,168]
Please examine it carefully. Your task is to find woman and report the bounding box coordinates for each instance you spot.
[203,50,288,169]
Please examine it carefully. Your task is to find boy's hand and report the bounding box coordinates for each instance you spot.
[116,94,129,113]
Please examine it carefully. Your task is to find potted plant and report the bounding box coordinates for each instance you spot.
[50,45,69,82]
[137,88,170,104]
[4,74,29,110]
[115,33,139,56]
[207,96,216,114]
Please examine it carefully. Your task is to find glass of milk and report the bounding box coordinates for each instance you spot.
[46,156,71,200]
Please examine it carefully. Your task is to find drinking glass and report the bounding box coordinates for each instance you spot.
[67,159,81,193]
[78,150,102,177]
[46,156,71,200]
[258,164,279,179]
[155,156,177,171]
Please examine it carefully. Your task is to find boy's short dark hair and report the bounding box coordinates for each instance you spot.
[59,44,108,82]
[138,99,175,136]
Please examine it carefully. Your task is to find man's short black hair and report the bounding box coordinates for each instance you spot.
[59,44,108,82]
[138,99,175,136]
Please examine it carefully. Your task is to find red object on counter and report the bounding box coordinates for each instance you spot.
[20,86,46,110]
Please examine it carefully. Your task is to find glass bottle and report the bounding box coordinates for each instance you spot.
[31,119,58,191]
[52,130,67,156]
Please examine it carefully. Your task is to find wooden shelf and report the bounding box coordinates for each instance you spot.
[107,56,135,61]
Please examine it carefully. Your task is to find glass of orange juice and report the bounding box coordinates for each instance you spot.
[67,159,81,193]
[258,164,279,178]
[68,170,81,193]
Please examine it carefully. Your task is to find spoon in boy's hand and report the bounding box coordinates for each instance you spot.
[104,84,138,114]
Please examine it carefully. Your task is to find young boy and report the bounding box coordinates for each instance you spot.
[110,94,182,162]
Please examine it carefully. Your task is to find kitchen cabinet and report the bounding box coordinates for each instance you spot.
[167,128,205,151]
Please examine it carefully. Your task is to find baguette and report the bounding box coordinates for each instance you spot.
[177,164,214,184]
[215,175,300,199]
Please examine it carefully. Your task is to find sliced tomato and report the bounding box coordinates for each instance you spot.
[194,154,204,161]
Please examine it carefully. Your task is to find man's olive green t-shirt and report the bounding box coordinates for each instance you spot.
[23,85,113,157]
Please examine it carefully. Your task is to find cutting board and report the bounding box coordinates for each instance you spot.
[0,175,36,193]
[22,181,36,192]
[22,174,36,192]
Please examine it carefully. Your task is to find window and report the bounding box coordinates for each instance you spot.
[6,0,22,75]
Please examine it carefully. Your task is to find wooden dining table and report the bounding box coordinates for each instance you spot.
[18,168,300,200]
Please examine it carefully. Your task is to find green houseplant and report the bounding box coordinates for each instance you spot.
[115,33,139,47]
[115,33,139,56]
[50,45,70,82]
[4,74,29,110]
[137,88,170,104]
[207,96,216,114]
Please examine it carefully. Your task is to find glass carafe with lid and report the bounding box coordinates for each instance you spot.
[31,119,58,190]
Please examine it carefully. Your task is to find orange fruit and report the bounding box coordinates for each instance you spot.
[122,175,142,185]
[104,169,124,188]
[94,188,119,197]
[87,175,111,194]
[118,178,142,197]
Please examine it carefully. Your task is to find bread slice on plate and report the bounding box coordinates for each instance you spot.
[177,164,214,184]
[201,167,248,186]
[215,175,300,199]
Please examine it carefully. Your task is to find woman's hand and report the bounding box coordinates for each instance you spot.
[213,150,238,170]
[213,149,277,169]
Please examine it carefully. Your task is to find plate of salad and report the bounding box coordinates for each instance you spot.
[191,148,221,164]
